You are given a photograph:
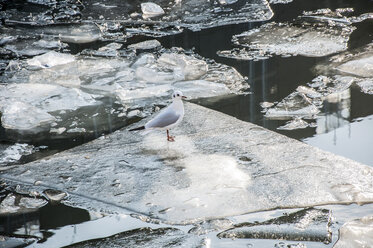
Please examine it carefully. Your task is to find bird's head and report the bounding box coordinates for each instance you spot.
[172,90,187,100]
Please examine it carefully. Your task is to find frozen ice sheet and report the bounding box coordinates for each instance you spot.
[218,12,355,60]
[334,216,373,248]
[315,43,373,96]
[69,228,203,248]
[0,143,35,166]
[2,103,373,224]
[82,0,273,32]
[264,76,354,120]
[218,208,332,243]
[0,193,47,214]
[1,46,247,142]
[264,92,320,120]
[277,118,310,130]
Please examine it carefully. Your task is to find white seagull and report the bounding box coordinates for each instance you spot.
[129,91,187,142]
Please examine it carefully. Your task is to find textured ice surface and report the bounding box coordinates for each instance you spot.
[70,228,203,248]
[357,79,373,94]
[27,51,75,68]
[218,13,355,60]
[141,2,165,19]
[277,118,310,130]
[218,208,332,243]
[337,55,373,78]
[0,143,35,166]
[127,40,161,51]
[0,193,47,214]
[334,216,373,248]
[315,43,373,96]
[2,103,373,224]
[269,0,293,4]
[1,46,247,142]
[264,76,355,120]
[264,92,320,120]
[82,0,273,32]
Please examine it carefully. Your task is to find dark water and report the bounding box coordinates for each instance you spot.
[158,0,373,165]
[2,0,373,247]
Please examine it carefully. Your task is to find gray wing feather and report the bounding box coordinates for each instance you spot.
[145,109,180,129]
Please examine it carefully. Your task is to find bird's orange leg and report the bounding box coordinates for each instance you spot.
[167,130,175,142]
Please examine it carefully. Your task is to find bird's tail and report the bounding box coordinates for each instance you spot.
[128,126,145,131]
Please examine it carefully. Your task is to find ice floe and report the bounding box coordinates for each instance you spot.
[334,216,373,248]
[218,9,361,60]
[0,44,247,142]
[2,103,373,224]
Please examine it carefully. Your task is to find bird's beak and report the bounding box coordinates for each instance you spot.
[182,96,187,99]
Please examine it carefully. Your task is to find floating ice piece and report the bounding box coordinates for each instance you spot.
[0,143,35,165]
[0,83,97,113]
[189,219,234,235]
[337,55,373,77]
[296,86,322,99]
[0,193,47,214]
[141,2,165,19]
[277,118,310,130]
[265,92,320,120]
[2,47,246,143]
[218,208,332,243]
[1,101,56,131]
[233,22,354,58]
[128,39,161,51]
[4,38,66,57]
[27,51,75,68]
[260,102,274,109]
[82,0,272,34]
[357,79,373,94]
[43,189,67,203]
[158,53,208,80]
[334,216,373,248]
[173,80,231,98]
[269,0,293,4]
[3,103,373,224]
[43,24,102,44]
[69,227,203,248]
[220,15,355,60]
[218,0,238,5]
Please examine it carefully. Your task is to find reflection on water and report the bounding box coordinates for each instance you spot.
[0,204,90,241]
[305,114,373,166]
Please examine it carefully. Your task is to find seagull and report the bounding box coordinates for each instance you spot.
[129,91,187,142]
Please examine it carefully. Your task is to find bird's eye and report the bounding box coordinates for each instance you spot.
[177,94,180,97]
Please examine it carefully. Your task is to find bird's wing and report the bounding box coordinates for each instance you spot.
[145,108,180,129]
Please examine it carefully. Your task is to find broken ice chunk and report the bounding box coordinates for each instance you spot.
[0,83,98,112]
[1,101,56,131]
[296,86,322,99]
[0,143,35,165]
[227,20,354,60]
[277,118,310,130]
[265,92,320,120]
[0,193,47,214]
[157,53,208,80]
[218,208,332,244]
[189,219,234,235]
[173,80,231,98]
[334,216,373,248]
[135,66,176,83]
[141,2,165,19]
[336,55,373,77]
[128,40,161,51]
[43,24,102,44]
[218,0,238,5]
[43,189,67,203]
[357,79,373,94]
[27,51,75,68]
